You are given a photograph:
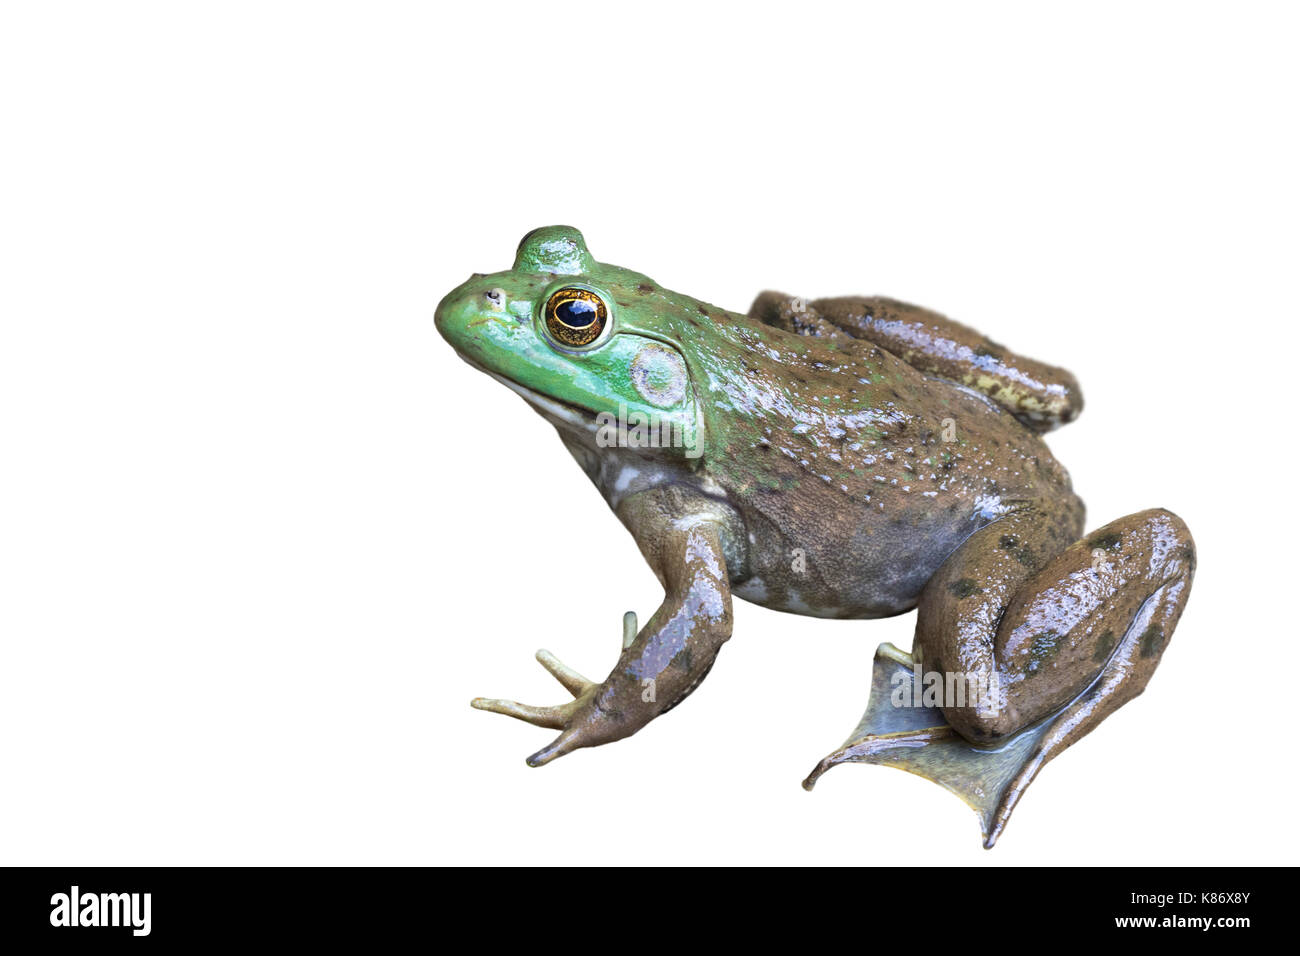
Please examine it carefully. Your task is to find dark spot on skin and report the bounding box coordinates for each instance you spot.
[997,533,1035,567]
[1026,630,1061,674]
[1139,626,1164,658]
[949,578,983,598]
[1089,532,1122,552]
[1093,630,1116,663]
[698,306,709,317]
[637,283,655,294]
[974,346,1002,361]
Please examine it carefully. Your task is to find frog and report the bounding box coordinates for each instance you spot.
[434,226,1196,847]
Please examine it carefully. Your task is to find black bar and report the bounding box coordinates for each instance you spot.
[0,866,1282,944]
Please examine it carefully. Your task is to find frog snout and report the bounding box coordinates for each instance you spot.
[432,291,456,340]
[434,284,479,349]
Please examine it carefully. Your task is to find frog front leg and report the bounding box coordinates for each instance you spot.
[471,491,734,767]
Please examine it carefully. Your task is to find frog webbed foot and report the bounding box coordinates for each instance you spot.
[814,508,1195,847]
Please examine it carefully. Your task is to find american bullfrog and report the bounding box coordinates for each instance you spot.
[434,226,1195,847]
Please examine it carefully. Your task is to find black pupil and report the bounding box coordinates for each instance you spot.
[555,298,598,328]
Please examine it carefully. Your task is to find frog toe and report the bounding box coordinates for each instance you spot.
[535,649,593,696]
[470,697,568,729]
[525,734,578,768]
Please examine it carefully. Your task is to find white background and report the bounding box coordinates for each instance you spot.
[2,2,1296,866]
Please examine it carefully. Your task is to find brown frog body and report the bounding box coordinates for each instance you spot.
[435,227,1195,846]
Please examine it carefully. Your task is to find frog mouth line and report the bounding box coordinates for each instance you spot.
[454,353,598,434]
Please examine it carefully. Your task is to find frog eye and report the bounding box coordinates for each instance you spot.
[544,287,608,348]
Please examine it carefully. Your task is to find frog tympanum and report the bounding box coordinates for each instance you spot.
[435,227,1195,847]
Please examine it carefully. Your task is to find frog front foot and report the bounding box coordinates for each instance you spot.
[472,508,736,770]
[471,614,638,768]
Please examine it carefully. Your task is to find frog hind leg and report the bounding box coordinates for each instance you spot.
[805,508,1195,848]
[749,291,1083,432]
[747,291,847,338]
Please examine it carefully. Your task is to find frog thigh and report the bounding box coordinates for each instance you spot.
[911,505,1083,730]
[915,507,1195,746]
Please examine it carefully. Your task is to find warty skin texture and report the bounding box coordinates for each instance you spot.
[435,226,1194,845]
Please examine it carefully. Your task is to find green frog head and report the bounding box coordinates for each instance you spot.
[435,226,704,458]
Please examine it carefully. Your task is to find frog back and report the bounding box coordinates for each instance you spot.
[676,308,1081,617]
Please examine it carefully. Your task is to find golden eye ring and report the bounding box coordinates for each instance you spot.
[544,287,608,348]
